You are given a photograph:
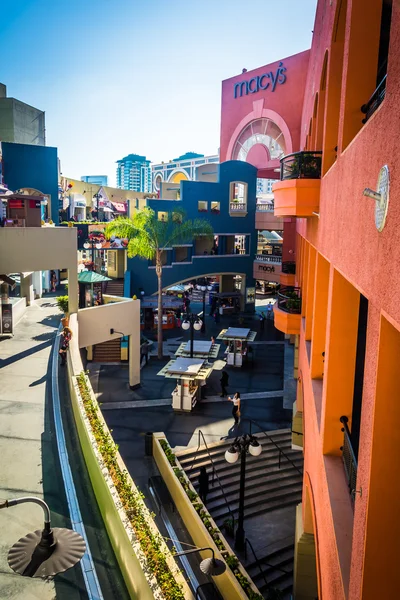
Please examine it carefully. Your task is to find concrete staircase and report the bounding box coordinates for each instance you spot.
[176,429,302,599]
[93,338,121,362]
[106,279,124,296]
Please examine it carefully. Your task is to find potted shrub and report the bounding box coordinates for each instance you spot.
[57,295,69,326]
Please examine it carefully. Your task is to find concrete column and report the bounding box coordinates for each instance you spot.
[21,273,34,305]
[129,333,140,389]
[32,271,43,298]
[68,267,78,314]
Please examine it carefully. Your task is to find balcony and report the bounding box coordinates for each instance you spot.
[229,201,247,216]
[340,416,358,504]
[273,285,302,334]
[281,260,296,286]
[255,203,283,230]
[254,255,281,282]
[361,75,387,124]
[255,254,282,263]
[273,151,322,218]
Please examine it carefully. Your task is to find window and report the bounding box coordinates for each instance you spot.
[229,182,248,214]
[198,201,208,212]
[157,211,168,222]
[211,202,220,213]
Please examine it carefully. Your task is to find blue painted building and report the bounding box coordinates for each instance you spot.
[1,142,59,224]
[127,160,258,311]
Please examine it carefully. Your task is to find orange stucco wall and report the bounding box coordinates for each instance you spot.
[293,1,400,599]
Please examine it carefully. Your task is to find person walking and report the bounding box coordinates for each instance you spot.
[59,327,72,366]
[50,270,57,293]
[198,466,209,504]
[140,340,150,365]
[259,311,266,331]
[228,392,241,426]
[220,370,229,397]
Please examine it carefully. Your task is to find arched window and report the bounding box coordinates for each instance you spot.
[232,118,286,163]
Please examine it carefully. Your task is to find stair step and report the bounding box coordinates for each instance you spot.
[207,481,302,514]
[213,493,302,523]
[180,442,301,469]
[204,474,302,504]
[247,554,293,578]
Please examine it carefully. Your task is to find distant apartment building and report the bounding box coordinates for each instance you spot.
[116,154,151,192]
[151,151,219,192]
[0,83,45,146]
[257,178,274,195]
[81,175,108,186]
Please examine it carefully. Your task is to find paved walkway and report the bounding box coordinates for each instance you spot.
[0,298,129,600]
[0,299,86,600]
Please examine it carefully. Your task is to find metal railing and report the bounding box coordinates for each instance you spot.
[280,151,322,181]
[361,75,387,124]
[230,202,247,211]
[248,419,303,476]
[188,430,236,529]
[244,537,291,583]
[277,286,302,314]
[340,416,358,502]
[256,204,274,212]
[282,261,296,275]
[255,254,282,263]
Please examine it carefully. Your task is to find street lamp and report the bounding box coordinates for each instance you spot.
[0,496,85,578]
[83,239,103,272]
[181,313,202,357]
[174,546,226,576]
[197,283,213,333]
[224,434,262,551]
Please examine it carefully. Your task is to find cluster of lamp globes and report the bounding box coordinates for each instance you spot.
[83,241,104,250]
[224,437,262,463]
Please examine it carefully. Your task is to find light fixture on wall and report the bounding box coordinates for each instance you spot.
[363,165,390,232]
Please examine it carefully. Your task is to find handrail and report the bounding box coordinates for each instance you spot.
[280,151,322,181]
[245,538,269,591]
[361,74,387,124]
[340,416,358,502]
[248,419,303,476]
[277,286,302,314]
[188,430,236,528]
[281,261,296,275]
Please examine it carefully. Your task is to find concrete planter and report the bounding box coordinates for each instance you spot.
[68,371,193,600]
[153,433,262,600]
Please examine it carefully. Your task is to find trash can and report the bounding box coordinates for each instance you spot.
[145,432,153,456]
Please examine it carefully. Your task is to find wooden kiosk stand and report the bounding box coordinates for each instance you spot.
[157,357,214,412]
[217,327,257,368]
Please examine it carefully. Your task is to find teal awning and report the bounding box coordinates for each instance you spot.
[78,271,112,284]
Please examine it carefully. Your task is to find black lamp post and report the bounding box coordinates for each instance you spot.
[0,496,85,578]
[197,284,213,333]
[83,239,103,272]
[181,313,203,357]
[224,434,262,551]
[93,191,102,221]
[174,546,226,576]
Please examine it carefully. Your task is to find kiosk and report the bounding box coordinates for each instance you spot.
[157,357,214,412]
[217,327,257,367]
[175,340,220,360]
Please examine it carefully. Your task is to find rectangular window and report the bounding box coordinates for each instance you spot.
[198,201,208,212]
[211,202,220,213]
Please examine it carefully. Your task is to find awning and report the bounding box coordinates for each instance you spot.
[100,206,113,213]
[112,202,127,212]
[78,271,112,284]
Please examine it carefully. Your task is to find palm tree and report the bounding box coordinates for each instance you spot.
[105,207,213,359]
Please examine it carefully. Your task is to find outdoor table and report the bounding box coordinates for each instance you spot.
[157,357,214,411]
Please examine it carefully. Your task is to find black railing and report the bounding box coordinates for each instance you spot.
[282,261,296,275]
[340,416,358,502]
[280,151,322,181]
[248,419,303,476]
[277,286,302,314]
[361,75,387,124]
[188,430,236,529]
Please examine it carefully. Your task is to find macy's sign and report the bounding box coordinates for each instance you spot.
[234,62,287,99]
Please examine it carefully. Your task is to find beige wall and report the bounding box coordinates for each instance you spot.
[255,211,283,231]
[61,177,148,215]
[159,182,180,200]
[77,298,139,347]
[0,227,77,273]
[107,250,125,278]
[196,163,218,182]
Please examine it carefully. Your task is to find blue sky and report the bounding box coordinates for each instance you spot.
[2,0,317,186]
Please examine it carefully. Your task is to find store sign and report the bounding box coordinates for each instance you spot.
[234,62,287,98]
[258,265,275,272]
[1,304,13,335]
[246,287,255,304]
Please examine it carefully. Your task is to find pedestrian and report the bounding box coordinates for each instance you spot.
[220,370,229,397]
[211,335,216,345]
[228,392,241,426]
[266,303,273,320]
[59,327,72,366]
[198,466,209,504]
[140,340,149,365]
[259,311,266,331]
[50,270,57,292]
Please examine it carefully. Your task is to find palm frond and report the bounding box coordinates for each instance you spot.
[105,217,138,240]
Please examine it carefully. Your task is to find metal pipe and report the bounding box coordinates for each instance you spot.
[0,496,51,527]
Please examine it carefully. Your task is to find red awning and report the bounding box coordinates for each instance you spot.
[112,202,127,212]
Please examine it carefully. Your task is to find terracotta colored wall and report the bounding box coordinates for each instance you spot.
[220,50,310,163]
[297,1,400,599]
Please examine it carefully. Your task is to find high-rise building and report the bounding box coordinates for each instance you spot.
[81,175,108,186]
[116,154,151,192]
[256,178,274,195]
[151,151,219,192]
[0,83,45,146]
